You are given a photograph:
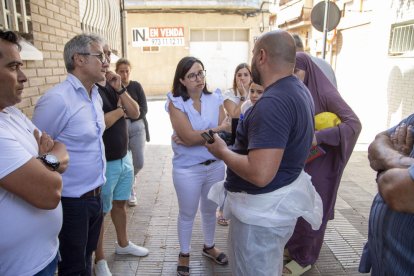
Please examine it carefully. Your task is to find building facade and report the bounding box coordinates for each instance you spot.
[274,0,414,146]
[2,0,413,146]
[0,0,122,117]
[123,0,266,94]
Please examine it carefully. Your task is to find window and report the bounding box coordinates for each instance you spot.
[389,21,414,56]
[190,29,249,42]
[0,0,32,33]
[80,0,122,55]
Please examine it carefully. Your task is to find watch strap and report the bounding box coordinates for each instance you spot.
[116,85,127,96]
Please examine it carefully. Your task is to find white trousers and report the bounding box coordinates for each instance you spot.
[173,161,225,253]
[228,213,295,276]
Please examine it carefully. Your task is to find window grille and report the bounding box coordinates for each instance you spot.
[0,0,31,33]
[79,0,122,55]
[389,21,414,56]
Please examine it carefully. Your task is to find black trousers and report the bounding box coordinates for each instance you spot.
[58,196,103,276]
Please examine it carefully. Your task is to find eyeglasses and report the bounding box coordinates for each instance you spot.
[77,52,107,64]
[186,70,206,82]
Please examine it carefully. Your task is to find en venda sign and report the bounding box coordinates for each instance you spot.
[132,27,185,47]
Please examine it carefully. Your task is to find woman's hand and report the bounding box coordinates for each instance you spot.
[172,134,186,145]
[237,80,248,97]
[218,116,232,133]
[312,133,318,146]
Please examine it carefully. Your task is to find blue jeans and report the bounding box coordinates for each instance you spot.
[34,253,58,276]
[58,196,103,276]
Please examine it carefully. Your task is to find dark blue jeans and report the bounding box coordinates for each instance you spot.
[34,253,58,276]
[58,196,103,276]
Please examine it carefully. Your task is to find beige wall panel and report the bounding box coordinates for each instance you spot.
[335,0,414,147]
[126,12,262,96]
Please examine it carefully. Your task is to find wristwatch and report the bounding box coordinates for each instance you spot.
[116,85,127,96]
[240,96,246,101]
[117,105,126,113]
[37,154,60,171]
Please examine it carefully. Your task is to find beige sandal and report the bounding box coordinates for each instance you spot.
[282,260,311,276]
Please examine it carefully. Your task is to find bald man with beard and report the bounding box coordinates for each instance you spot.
[205,30,323,275]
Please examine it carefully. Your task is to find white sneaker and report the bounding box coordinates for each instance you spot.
[128,194,137,206]
[94,260,112,276]
[115,241,149,257]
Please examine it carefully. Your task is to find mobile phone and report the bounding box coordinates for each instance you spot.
[201,131,215,144]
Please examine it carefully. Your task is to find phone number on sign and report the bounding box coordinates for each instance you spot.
[150,37,184,46]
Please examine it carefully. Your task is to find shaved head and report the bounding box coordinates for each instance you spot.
[251,30,296,88]
[257,30,296,66]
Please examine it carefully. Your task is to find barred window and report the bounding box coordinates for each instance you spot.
[0,0,32,33]
[79,0,122,56]
[389,21,414,56]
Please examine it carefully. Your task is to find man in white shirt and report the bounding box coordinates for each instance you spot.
[0,30,69,276]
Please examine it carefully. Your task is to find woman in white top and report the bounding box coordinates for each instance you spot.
[166,56,229,276]
[222,63,252,119]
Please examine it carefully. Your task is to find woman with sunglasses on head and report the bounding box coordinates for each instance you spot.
[166,56,230,276]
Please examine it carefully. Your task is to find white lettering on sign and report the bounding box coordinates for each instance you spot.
[132,27,185,47]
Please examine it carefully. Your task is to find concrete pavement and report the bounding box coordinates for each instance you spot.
[99,100,377,275]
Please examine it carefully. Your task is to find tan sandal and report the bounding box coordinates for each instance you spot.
[177,253,190,276]
[282,260,311,276]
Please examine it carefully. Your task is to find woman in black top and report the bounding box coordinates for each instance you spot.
[115,58,150,206]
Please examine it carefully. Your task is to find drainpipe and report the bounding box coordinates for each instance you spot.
[121,0,128,58]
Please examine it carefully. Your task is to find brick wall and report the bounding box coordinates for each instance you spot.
[17,0,81,118]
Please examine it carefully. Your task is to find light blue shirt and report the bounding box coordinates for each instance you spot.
[32,74,106,197]
[165,89,223,168]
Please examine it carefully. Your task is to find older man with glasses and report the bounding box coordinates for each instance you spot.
[33,34,108,276]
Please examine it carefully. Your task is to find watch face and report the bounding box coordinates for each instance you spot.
[45,154,58,163]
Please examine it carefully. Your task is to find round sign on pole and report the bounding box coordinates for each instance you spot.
[311,1,341,32]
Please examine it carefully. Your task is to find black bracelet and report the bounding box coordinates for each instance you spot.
[116,85,127,96]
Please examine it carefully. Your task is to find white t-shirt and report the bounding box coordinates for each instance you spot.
[241,100,253,115]
[222,88,241,105]
[0,106,62,276]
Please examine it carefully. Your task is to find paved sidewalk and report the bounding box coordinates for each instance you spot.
[101,147,375,276]
[100,101,377,275]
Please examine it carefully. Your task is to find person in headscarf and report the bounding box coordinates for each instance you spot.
[283,52,362,275]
